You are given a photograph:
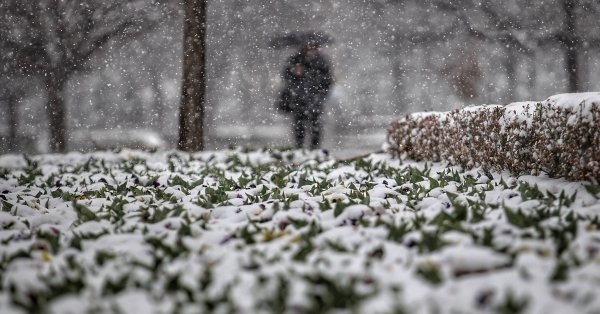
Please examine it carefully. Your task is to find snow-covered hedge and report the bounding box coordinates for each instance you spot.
[387,93,600,182]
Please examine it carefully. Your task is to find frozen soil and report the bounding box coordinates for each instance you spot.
[1,148,600,313]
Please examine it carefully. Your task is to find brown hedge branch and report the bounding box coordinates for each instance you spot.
[386,93,600,182]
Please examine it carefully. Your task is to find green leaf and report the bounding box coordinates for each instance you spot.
[428,177,440,189]
[494,290,529,314]
[550,260,569,282]
[585,184,600,199]
[170,175,191,190]
[333,201,347,218]
[73,200,97,223]
[293,241,314,261]
[386,220,411,243]
[419,229,448,253]
[416,263,443,285]
[1,200,13,212]
[503,206,536,229]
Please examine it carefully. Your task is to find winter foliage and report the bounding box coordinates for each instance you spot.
[1,148,600,313]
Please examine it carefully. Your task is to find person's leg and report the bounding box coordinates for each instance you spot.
[309,109,323,150]
[293,113,305,149]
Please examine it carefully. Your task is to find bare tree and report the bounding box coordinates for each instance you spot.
[380,0,462,108]
[178,0,207,152]
[435,0,600,95]
[439,47,483,101]
[432,0,536,101]
[538,0,600,92]
[0,0,164,152]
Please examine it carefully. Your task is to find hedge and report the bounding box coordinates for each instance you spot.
[386,93,600,182]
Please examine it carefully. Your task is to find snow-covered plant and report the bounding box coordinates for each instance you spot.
[387,93,600,182]
[1,147,600,313]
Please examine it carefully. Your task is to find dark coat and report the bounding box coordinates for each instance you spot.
[278,50,333,114]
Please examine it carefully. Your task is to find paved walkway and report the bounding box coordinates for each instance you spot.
[206,123,387,160]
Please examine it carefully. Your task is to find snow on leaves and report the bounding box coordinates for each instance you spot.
[0,148,600,313]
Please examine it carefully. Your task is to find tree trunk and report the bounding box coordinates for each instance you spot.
[565,45,578,92]
[563,0,579,92]
[527,52,537,99]
[391,55,408,114]
[178,0,207,152]
[45,72,67,152]
[504,47,518,102]
[7,95,18,152]
[150,65,165,132]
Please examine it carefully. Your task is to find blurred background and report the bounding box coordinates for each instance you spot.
[1,0,599,156]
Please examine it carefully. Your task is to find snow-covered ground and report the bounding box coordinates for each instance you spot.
[1,148,600,313]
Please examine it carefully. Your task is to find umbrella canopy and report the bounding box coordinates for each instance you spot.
[268,31,334,49]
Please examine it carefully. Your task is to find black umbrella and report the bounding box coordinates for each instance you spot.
[268,31,334,49]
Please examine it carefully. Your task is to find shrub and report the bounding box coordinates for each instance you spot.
[387,93,600,182]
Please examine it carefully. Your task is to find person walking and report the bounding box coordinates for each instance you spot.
[278,42,333,149]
